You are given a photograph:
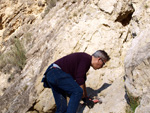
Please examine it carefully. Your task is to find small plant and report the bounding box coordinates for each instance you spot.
[126,105,134,113]
[10,38,26,70]
[24,32,32,42]
[144,4,149,9]
[0,38,26,74]
[24,85,28,91]
[126,92,140,113]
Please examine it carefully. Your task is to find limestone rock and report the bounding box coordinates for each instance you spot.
[124,0,150,112]
[125,29,150,112]
[98,0,135,26]
[135,93,150,113]
[78,77,127,113]
[113,0,134,25]
[0,0,45,41]
[0,0,149,113]
[98,0,117,14]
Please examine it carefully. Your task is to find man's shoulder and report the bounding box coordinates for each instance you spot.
[71,52,89,56]
[58,52,91,61]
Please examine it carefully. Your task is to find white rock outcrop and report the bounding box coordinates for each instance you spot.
[0,0,149,113]
[125,1,150,112]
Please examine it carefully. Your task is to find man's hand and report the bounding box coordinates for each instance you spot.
[82,97,94,109]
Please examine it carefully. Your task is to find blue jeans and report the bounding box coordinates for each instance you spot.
[46,66,83,113]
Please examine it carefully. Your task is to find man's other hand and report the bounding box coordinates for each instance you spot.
[82,97,94,109]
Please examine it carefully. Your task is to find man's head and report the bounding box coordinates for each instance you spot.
[91,50,110,70]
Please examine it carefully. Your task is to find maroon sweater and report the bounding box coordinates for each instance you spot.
[54,52,92,85]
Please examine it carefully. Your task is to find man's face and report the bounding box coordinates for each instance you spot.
[93,58,107,70]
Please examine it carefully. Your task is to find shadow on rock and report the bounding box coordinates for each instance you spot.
[77,83,111,113]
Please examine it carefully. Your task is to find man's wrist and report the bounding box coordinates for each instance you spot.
[82,97,86,102]
[82,96,89,102]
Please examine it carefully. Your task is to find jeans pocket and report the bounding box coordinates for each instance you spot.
[46,68,63,84]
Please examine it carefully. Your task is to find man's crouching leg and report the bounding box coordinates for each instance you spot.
[66,86,83,113]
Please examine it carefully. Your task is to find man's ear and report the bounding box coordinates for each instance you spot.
[97,57,101,62]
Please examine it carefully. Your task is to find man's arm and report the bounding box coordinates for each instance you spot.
[80,84,95,109]
[80,84,87,98]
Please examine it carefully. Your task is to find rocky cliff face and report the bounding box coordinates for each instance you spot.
[124,0,150,112]
[0,0,149,113]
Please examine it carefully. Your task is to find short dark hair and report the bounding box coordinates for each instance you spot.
[92,50,110,61]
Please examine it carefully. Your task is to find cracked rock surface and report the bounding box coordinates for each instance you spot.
[0,0,150,113]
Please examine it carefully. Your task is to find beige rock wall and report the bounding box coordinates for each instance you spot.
[125,0,150,112]
[0,0,55,44]
[0,0,57,96]
[0,0,149,113]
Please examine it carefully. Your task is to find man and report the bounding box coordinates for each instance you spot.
[42,50,110,113]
